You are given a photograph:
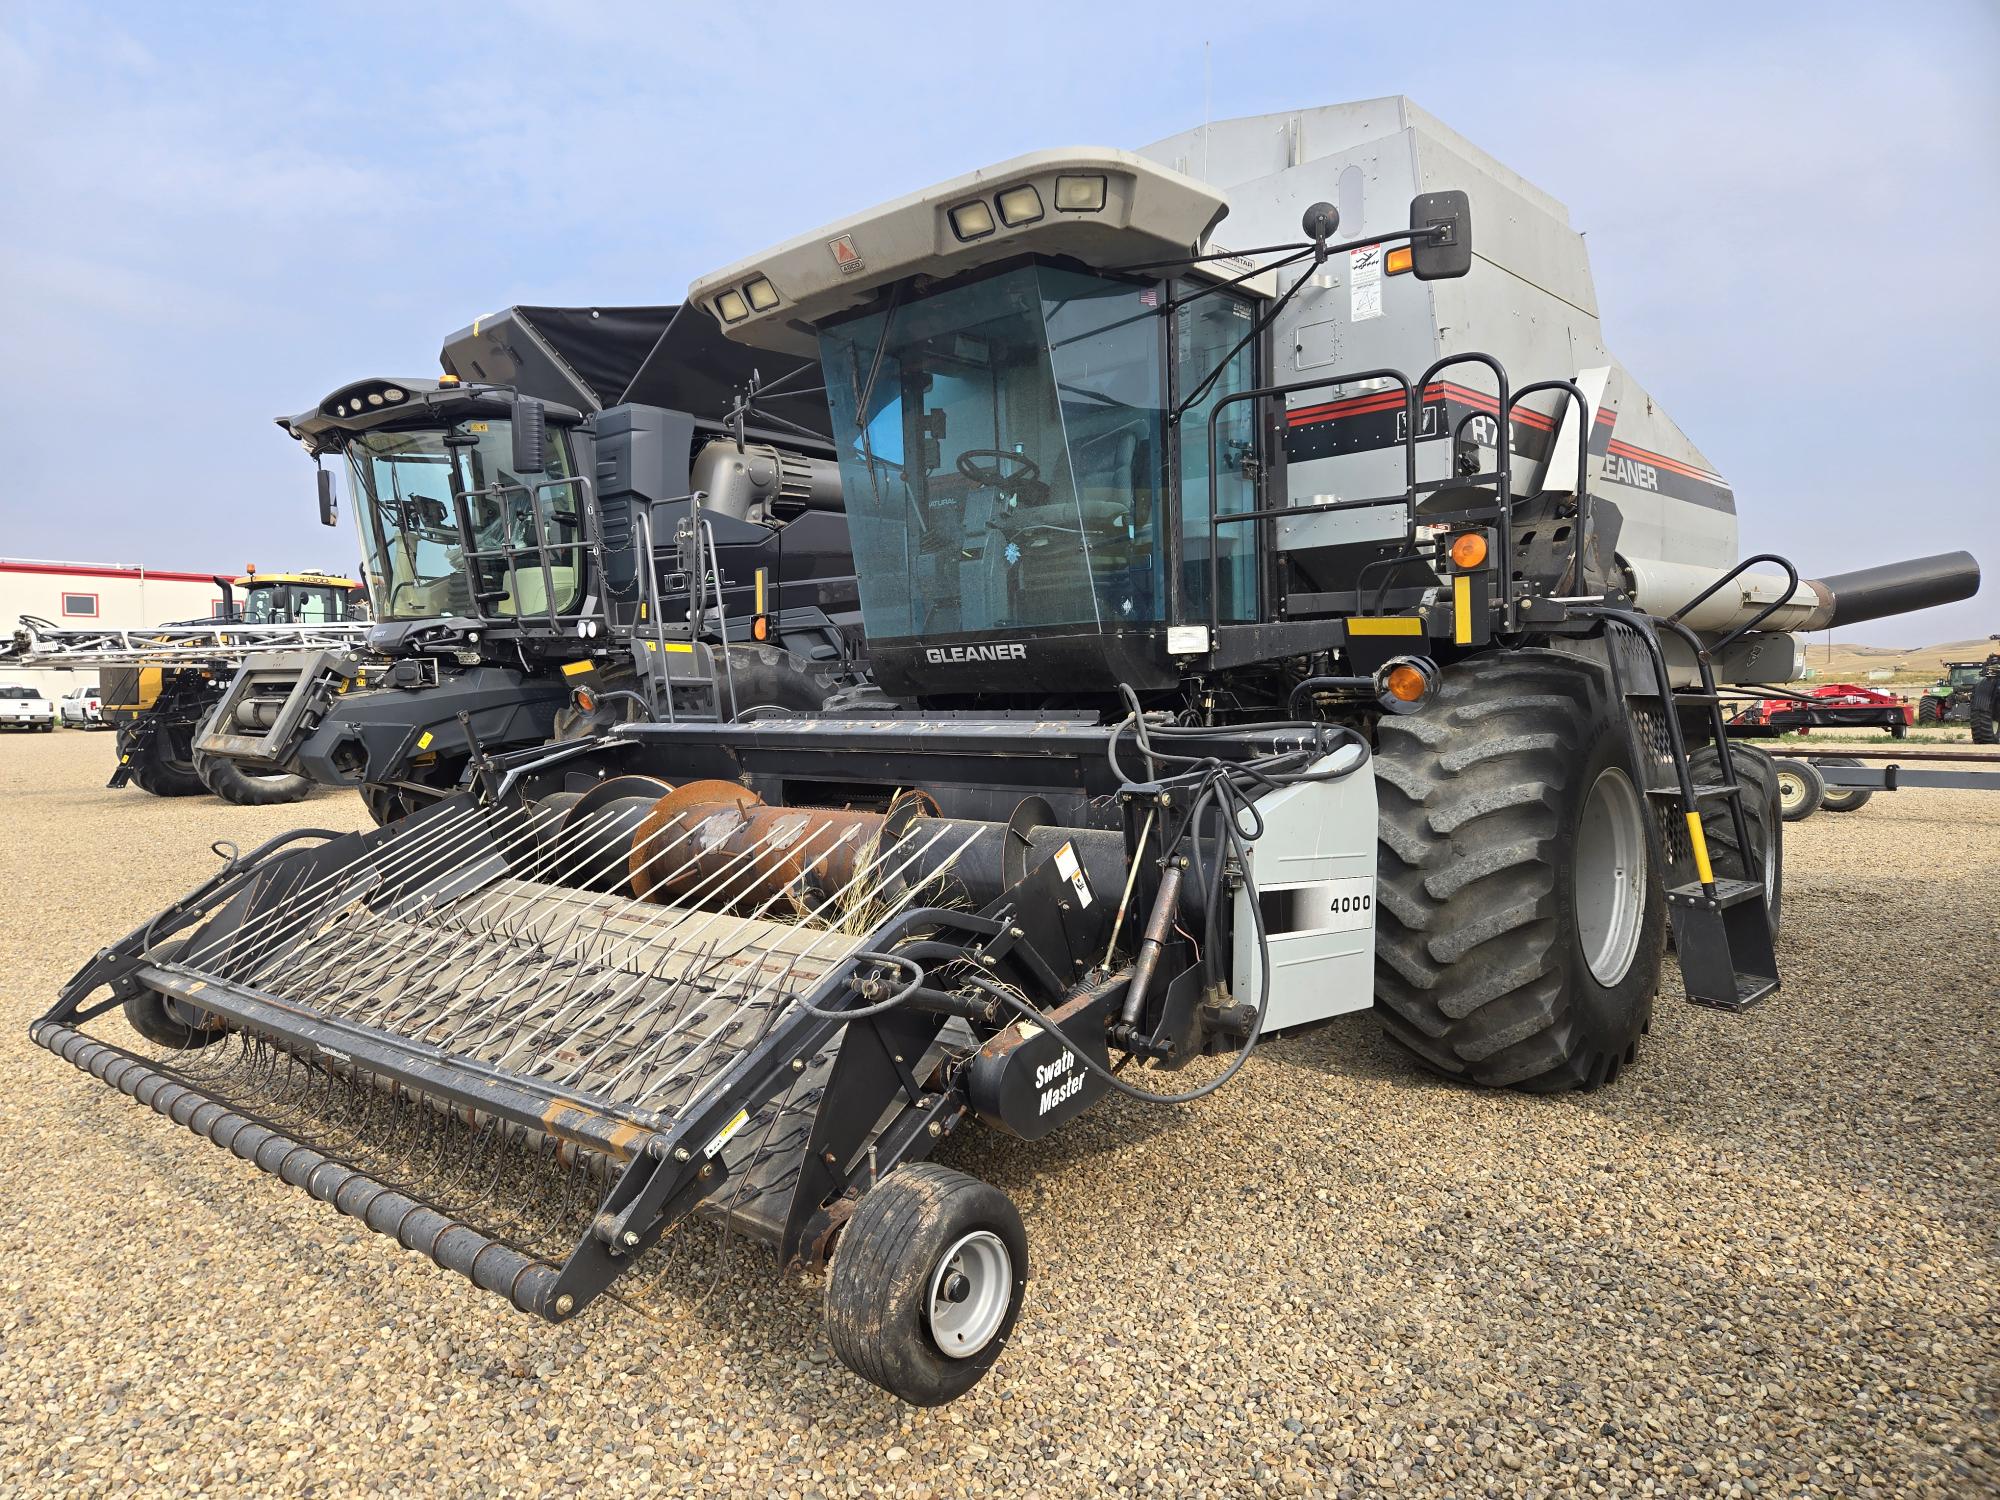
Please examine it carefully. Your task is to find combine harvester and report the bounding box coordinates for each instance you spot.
[33,99,1979,1404]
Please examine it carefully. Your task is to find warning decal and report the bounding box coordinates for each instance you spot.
[1349,246,1384,322]
[1052,841,1093,908]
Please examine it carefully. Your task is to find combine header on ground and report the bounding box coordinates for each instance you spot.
[33,97,1981,1405]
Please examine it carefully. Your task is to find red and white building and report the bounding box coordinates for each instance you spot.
[0,558,232,698]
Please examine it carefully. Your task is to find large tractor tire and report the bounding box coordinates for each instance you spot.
[1373,652,1667,1092]
[1688,742,1784,935]
[1916,696,1946,726]
[1972,683,1997,745]
[114,718,205,798]
[195,752,314,806]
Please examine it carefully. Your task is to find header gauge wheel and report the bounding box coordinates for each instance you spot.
[825,1163,1028,1405]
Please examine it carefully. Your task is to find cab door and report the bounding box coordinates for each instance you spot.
[1173,288,1261,624]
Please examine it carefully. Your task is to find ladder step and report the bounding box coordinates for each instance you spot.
[1686,971,1780,1014]
[1647,782,1741,801]
[1667,876,1764,909]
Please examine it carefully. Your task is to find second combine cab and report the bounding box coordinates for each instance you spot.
[33,98,1981,1405]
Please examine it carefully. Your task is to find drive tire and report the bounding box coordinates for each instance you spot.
[1688,743,1784,935]
[1916,696,1945,726]
[1373,651,1667,1092]
[195,751,315,806]
[115,720,205,797]
[825,1163,1028,1406]
[1772,757,1824,821]
[1972,683,1997,745]
[1814,755,1874,813]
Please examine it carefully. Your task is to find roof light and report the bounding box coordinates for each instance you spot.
[995,184,1044,227]
[439,373,461,385]
[743,276,779,312]
[1054,174,1107,213]
[948,199,996,242]
[715,289,750,323]
[334,404,347,417]
[366,392,384,406]
[383,387,404,401]
[1386,246,1415,275]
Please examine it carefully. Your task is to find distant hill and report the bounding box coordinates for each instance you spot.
[1794,637,1998,684]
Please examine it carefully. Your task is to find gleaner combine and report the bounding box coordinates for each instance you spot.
[34,100,1980,1405]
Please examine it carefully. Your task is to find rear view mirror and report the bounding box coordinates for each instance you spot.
[317,468,338,527]
[512,395,547,474]
[1409,190,1473,280]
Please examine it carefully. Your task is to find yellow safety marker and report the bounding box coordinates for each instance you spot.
[1452,573,1473,645]
[560,660,594,676]
[1346,617,1424,637]
[663,642,694,654]
[1685,811,1715,886]
[416,730,434,750]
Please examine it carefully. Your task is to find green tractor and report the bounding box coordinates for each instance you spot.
[1916,649,1999,742]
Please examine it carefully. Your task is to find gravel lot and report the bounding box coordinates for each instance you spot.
[1,728,1993,1497]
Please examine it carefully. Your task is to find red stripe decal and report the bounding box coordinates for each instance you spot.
[1604,439,1726,484]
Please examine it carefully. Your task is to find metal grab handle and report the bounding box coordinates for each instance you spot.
[1506,379,1594,592]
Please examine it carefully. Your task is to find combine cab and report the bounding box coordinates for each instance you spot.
[34,100,1982,1405]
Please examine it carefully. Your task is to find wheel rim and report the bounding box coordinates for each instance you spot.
[1776,770,1806,815]
[926,1230,1012,1360]
[1575,765,1646,988]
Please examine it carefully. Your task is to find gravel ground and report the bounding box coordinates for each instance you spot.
[0,728,1993,1497]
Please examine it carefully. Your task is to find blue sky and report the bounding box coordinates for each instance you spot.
[2,1,1994,645]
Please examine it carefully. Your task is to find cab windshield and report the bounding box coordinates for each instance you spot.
[239,584,357,624]
[820,265,1166,640]
[345,420,581,621]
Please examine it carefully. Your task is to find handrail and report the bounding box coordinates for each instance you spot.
[1666,552,1802,656]
[1505,379,1593,593]
[1194,369,1416,643]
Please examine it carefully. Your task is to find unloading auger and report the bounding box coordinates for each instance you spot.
[37,707,1374,1403]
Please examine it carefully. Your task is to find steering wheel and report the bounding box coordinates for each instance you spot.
[956,448,1042,488]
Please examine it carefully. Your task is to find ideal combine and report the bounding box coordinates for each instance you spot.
[33,98,1980,1405]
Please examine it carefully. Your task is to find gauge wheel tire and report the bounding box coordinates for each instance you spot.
[1687,743,1784,936]
[121,942,227,1050]
[824,1163,1029,1406]
[1373,651,1668,1093]
[195,752,315,807]
[1814,755,1874,813]
[115,722,206,797]
[1772,758,1825,822]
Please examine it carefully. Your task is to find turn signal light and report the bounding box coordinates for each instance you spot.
[1449,531,1488,569]
[751,614,770,642]
[572,687,598,714]
[1373,655,1439,716]
[1385,664,1427,701]
[1386,246,1414,275]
